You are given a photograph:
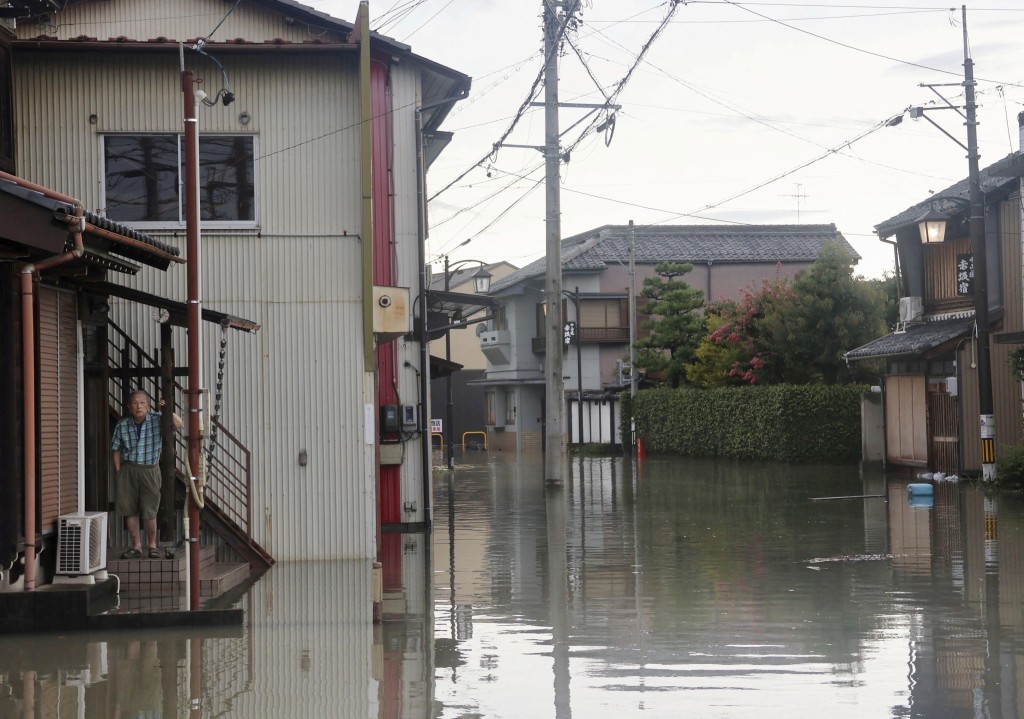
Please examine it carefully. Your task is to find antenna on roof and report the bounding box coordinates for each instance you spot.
[781,183,809,223]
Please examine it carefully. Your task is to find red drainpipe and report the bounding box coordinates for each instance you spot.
[19,203,85,591]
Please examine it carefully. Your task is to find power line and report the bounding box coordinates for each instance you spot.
[718,0,1024,88]
[428,1,584,202]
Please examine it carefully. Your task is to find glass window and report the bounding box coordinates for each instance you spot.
[0,42,16,173]
[104,134,255,225]
[485,390,496,425]
[504,390,516,425]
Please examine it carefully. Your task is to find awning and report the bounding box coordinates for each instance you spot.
[86,281,261,332]
[845,317,975,361]
[430,354,463,378]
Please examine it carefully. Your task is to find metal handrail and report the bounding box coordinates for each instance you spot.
[107,320,253,541]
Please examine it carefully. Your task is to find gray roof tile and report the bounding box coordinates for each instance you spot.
[874,153,1019,236]
[844,317,975,360]
[490,224,856,293]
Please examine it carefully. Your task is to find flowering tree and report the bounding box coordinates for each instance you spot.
[686,275,796,386]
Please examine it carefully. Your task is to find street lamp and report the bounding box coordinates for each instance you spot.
[908,4,996,480]
[442,257,491,469]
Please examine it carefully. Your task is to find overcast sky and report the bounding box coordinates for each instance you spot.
[311,0,1024,281]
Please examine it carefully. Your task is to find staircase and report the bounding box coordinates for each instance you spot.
[107,320,274,572]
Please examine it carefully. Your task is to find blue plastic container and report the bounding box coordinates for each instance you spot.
[907,483,934,496]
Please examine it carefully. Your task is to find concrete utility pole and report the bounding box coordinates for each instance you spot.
[961,7,995,481]
[543,0,564,484]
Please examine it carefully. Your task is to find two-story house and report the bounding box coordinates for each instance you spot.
[6,0,471,579]
[479,223,859,452]
[846,138,1024,475]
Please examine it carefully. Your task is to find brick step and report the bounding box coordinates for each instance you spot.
[199,562,250,597]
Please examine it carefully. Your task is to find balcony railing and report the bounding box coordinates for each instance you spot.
[532,326,630,353]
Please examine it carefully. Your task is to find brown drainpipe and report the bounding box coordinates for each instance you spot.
[19,205,85,591]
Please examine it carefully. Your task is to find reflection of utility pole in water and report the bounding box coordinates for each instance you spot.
[983,496,1003,718]
[546,484,571,718]
[629,457,647,710]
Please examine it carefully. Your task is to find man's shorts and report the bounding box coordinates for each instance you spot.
[116,463,162,519]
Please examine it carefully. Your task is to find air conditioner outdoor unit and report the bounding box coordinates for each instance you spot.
[57,512,108,576]
[898,296,923,323]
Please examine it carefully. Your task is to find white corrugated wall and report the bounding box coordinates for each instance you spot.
[12,0,346,44]
[390,63,429,526]
[13,44,395,559]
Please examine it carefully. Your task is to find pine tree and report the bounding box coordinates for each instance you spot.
[634,262,705,387]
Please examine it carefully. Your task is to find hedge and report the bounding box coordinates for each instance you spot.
[623,384,865,464]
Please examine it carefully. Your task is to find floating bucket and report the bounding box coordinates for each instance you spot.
[907,483,934,496]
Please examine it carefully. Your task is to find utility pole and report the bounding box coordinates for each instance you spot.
[628,220,637,443]
[962,6,995,481]
[543,0,564,485]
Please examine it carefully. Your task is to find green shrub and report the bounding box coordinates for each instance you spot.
[625,384,865,464]
[996,442,1024,487]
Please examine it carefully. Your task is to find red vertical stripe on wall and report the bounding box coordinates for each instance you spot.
[371,57,401,525]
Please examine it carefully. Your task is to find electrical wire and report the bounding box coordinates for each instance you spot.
[403,0,459,39]
[718,0,1024,88]
[428,0,585,203]
[658,113,902,223]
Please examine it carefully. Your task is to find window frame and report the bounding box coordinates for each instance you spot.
[101,132,258,230]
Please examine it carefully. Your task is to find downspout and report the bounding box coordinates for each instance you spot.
[20,207,85,592]
[415,107,431,528]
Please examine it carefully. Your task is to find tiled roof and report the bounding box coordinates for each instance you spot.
[874,153,1019,237]
[490,224,856,294]
[844,317,975,360]
[0,177,180,268]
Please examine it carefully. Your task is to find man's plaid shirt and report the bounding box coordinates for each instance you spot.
[111,411,164,466]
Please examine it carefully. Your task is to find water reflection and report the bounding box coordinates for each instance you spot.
[3,454,1024,717]
[431,455,1024,719]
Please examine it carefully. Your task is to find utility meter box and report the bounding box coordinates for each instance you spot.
[373,286,410,340]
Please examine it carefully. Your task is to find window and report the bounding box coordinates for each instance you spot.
[104,134,256,226]
[504,390,516,425]
[485,390,496,425]
[581,298,627,328]
[0,41,14,173]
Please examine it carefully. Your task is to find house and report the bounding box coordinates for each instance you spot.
[846,127,1024,475]
[479,223,859,451]
[427,260,517,460]
[6,0,471,575]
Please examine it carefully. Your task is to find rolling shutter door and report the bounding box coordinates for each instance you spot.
[37,286,79,530]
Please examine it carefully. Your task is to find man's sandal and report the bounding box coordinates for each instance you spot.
[147,547,160,559]
[121,548,143,559]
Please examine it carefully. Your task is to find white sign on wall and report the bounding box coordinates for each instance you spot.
[431,419,443,433]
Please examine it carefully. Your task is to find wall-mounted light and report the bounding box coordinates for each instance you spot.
[88,114,98,125]
[917,205,950,244]
[298,449,308,467]
[238,111,251,126]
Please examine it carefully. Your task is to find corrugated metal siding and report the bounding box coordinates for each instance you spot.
[391,64,427,526]
[12,16,440,558]
[12,0,347,44]
[15,47,374,560]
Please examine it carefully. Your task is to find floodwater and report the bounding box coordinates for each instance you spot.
[3,453,1024,718]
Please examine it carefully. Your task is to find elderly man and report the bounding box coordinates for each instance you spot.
[111,391,182,559]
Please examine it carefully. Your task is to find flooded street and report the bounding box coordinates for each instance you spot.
[3,453,1024,717]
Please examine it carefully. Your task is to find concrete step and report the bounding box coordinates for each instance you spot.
[200,562,250,597]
